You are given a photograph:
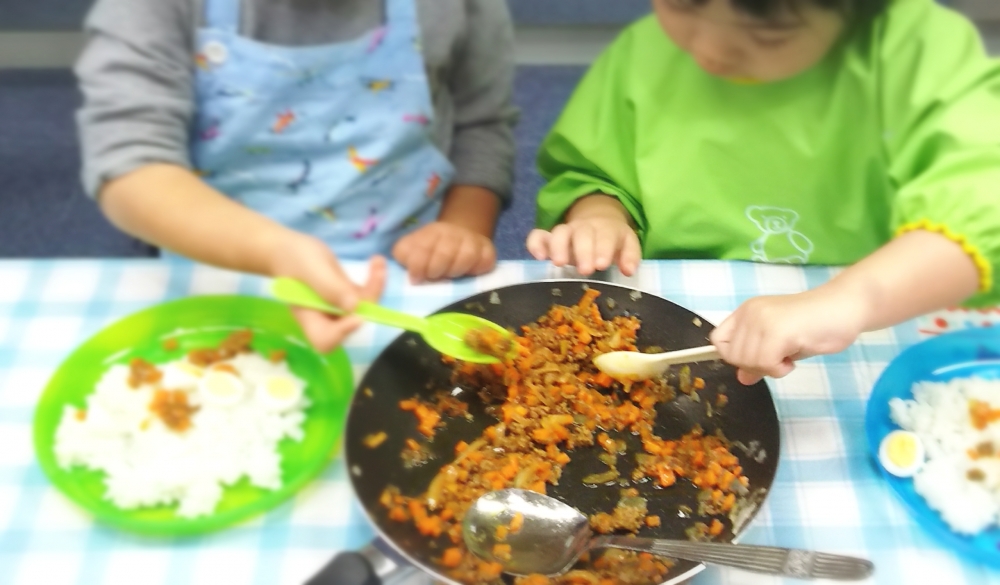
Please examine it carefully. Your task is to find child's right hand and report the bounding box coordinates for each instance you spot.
[270,234,387,353]
[525,194,642,277]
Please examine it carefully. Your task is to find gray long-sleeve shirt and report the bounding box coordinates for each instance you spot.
[75,0,518,205]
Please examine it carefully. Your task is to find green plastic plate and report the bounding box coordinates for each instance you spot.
[33,295,354,537]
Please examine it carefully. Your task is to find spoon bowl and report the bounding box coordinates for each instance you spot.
[463,488,588,576]
[270,278,511,363]
[464,489,874,581]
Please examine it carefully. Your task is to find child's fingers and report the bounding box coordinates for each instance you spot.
[754,335,801,380]
[710,317,796,384]
[737,358,795,386]
[424,238,457,282]
[727,320,760,379]
[404,231,442,284]
[618,231,642,277]
[749,332,783,376]
[593,229,619,272]
[708,316,734,347]
[391,235,413,268]
[709,313,739,368]
[470,242,497,276]
[725,320,798,384]
[549,224,575,267]
[362,255,388,301]
[446,237,482,279]
[291,308,365,353]
[525,230,553,261]
[311,255,360,311]
[572,224,597,275]
[736,368,765,386]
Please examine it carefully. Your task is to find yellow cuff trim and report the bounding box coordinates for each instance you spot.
[895,219,993,294]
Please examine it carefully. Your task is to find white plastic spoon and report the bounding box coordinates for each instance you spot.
[593,345,720,380]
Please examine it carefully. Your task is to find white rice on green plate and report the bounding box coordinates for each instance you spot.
[54,352,309,518]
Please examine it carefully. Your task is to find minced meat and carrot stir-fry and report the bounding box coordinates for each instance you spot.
[382,288,747,585]
[464,327,515,360]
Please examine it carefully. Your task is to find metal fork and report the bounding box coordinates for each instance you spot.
[595,537,875,581]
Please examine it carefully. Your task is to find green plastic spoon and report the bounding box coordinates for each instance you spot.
[270,277,511,364]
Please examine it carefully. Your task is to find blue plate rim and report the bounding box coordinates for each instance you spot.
[865,327,1000,567]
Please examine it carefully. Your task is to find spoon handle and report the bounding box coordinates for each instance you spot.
[270,278,427,333]
[654,345,720,366]
[596,537,873,581]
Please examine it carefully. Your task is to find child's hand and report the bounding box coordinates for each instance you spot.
[709,288,868,386]
[526,195,641,277]
[392,221,497,284]
[271,235,387,353]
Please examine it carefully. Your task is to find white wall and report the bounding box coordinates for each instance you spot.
[1,15,999,68]
[951,0,1000,22]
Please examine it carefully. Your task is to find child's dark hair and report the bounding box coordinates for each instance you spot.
[687,0,890,25]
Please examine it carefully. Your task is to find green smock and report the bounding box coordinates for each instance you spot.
[536,0,1000,305]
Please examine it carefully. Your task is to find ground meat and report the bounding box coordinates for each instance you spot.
[188,330,253,367]
[383,289,740,585]
[149,389,198,432]
[128,358,163,389]
[401,438,433,469]
[433,391,471,418]
[591,495,648,534]
[464,327,515,359]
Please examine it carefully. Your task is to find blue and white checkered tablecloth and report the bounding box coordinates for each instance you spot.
[1,259,997,585]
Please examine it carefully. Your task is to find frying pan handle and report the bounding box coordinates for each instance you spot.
[305,544,420,585]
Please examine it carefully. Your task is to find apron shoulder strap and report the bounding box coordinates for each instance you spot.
[384,0,418,27]
[204,0,241,33]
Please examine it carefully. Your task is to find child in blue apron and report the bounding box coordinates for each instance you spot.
[76,0,517,351]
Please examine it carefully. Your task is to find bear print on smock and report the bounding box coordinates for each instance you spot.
[746,206,815,264]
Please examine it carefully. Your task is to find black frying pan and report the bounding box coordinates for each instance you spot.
[311,281,781,585]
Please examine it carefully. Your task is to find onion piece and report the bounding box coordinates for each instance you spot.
[563,571,600,584]
[582,470,619,485]
[452,439,487,465]
[426,464,458,511]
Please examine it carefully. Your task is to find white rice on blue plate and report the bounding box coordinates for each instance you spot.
[890,378,1000,535]
[54,353,309,518]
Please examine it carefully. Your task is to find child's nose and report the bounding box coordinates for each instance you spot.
[689,26,741,75]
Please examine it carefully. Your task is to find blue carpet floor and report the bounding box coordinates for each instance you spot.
[0,66,585,260]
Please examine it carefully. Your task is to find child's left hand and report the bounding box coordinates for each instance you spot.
[709,287,868,386]
[393,221,497,283]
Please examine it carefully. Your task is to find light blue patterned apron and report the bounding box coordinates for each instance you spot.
[190,0,455,258]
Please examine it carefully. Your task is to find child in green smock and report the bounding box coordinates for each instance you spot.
[528,0,1000,385]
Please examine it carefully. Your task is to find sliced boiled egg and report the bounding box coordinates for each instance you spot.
[177,361,205,378]
[160,362,204,390]
[198,370,246,407]
[879,430,926,478]
[258,376,303,412]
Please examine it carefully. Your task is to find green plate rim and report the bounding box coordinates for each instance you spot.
[32,295,354,537]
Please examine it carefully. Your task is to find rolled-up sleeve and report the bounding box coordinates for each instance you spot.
[882,2,1000,306]
[446,0,519,206]
[75,0,197,198]
[535,28,645,238]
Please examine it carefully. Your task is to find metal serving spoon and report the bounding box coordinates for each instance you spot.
[464,489,874,581]
[270,277,511,363]
[593,346,721,380]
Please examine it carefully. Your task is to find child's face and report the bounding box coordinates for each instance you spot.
[652,0,845,83]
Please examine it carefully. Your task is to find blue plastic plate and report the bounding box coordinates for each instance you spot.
[866,327,1000,566]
